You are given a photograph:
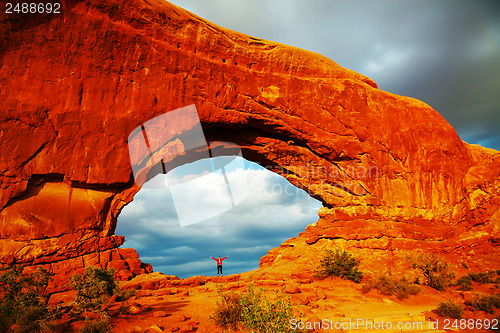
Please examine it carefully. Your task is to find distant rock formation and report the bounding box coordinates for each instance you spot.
[0,0,498,290]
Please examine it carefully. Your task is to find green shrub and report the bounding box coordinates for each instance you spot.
[70,267,116,315]
[361,283,372,294]
[466,295,500,314]
[434,300,463,319]
[315,248,362,283]
[211,291,243,330]
[79,316,112,333]
[455,275,473,291]
[468,271,496,284]
[114,287,135,302]
[362,274,420,300]
[0,266,59,333]
[410,253,455,291]
[212,285,305,333]
[240,285,296,333]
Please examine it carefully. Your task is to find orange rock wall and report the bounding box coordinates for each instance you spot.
[0,0,498,286]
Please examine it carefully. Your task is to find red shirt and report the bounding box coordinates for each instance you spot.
[212,256,227,265]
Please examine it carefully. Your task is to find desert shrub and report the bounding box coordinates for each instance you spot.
[113,287,136,315]
[70,267,116,315]
[466,295,500,314]
[361,283,372,294]
[212,285,304,333]
[362,274,420,300]
[239,285,296,333]
[434,300,463,319]
[455,275,473,291]
[468,271,496,284]
[114,287,135,302]
[0,266,59,333]
[315,248,362,283]
[410,253,455,291]
[212,291,243,330]
[79,316,112,333]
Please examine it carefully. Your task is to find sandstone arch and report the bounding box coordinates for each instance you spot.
[0,0,499,288]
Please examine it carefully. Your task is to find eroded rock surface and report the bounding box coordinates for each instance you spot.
[0,0,498,288]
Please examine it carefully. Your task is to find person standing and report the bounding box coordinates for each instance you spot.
[211,255,228,277]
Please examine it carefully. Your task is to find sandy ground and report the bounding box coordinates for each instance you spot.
[50,268,500,333]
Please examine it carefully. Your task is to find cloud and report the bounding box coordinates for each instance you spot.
[169,0,500,151]
[116,157,322,278]
[363,45,412,75]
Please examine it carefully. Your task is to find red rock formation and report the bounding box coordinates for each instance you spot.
[0,0,498,290]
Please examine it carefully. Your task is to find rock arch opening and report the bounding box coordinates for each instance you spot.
[116,155,322,278]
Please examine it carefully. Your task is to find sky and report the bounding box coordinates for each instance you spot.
[117,0,500,278]
[116,157,322,278]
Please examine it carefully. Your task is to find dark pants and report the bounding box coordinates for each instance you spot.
[217,265,223,275]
